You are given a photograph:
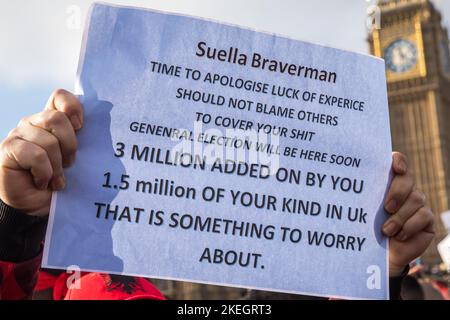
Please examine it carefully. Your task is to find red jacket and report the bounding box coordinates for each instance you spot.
[0,200,164,300]
[0,199,405,300]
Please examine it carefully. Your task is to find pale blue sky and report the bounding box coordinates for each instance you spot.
[1,0,449,139]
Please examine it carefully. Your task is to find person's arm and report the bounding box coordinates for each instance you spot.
[0,200,47,300]
[0,89,164,301]
[0,89,83,299]
[389,265,410,300]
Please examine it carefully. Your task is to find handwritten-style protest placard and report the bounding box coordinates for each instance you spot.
[43,3,392,299]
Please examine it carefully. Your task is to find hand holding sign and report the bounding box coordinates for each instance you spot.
[384,153,435,276]
[0,90,83,216]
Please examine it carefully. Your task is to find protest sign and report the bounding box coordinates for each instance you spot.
[43,3,392,299]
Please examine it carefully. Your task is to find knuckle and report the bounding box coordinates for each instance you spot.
[1,137,29,164]
[420,207,434,222]
[411,190,426,207]
[7,127,20,138]
[0,139,16,167]
[44,135,60,154]
[52,88,69,99]
[416,207,436,233]
[0,137,12,155]
[53,89,77,112]
[32,110,52,128]
[3,136,19,151]
[17,117,30,128]
[421,206,433,216]
[47,110,68,127]
[391,215,404,226]
[32,148,47,163]
[57,99,72,114]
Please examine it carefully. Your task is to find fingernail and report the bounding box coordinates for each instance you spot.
[396,231,408,242]
[70,115,82,131]
[398,161,407,173]
[383,221,399,236]
[385,200,398,213]
[52,175,66,190]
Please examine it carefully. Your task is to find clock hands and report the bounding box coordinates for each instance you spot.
[385,39,418,73]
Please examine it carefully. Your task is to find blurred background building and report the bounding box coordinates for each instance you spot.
[368,0,450,264]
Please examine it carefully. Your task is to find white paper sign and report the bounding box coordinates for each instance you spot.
[43,3,392,299]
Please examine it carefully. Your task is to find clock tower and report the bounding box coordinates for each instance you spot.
[369,0,450,263]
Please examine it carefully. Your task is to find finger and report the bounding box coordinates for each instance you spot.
[383,189,426,236]
[12,121,65,190]
[45,89,84,131]
[2,137,53,190]
[384,169,415,214]
[394,207,435,242]
[392,152,408,175]
[27,110,78,167]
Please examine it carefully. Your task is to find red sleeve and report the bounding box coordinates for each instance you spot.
[0,199,48,300]
[0,253,42,300]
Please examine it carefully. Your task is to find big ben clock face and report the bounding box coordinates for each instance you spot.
[384,39,418,73]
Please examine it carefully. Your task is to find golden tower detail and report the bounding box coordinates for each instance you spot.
[369,0,450,263]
